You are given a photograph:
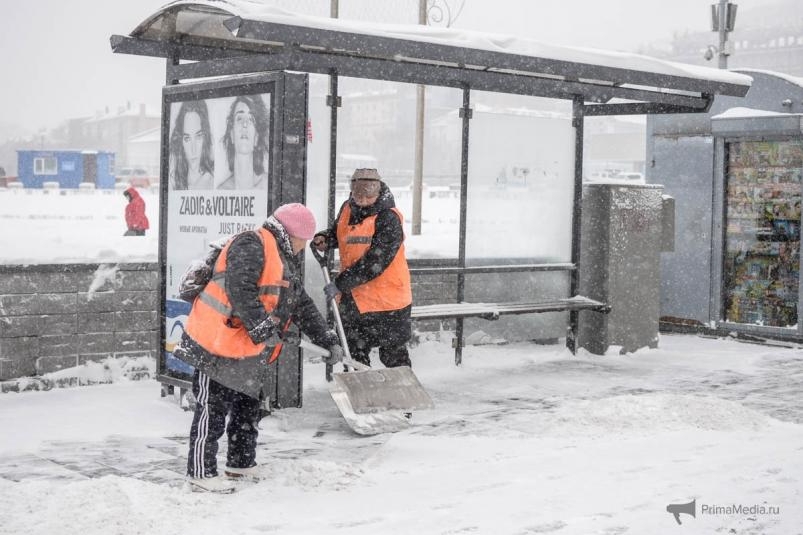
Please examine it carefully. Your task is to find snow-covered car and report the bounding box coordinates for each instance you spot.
[116,167,155,187]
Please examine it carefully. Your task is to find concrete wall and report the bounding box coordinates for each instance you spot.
[0,263,158,381]
[0,262,566,382]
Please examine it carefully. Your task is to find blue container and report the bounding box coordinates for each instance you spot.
[17,149,116,189]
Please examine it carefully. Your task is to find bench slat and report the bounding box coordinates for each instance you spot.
[411,296,609,320]
[409,263,576,275]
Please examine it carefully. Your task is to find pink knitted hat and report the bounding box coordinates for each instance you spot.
[273,203,317,240]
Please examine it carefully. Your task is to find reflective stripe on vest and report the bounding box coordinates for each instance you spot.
[336,204,412,313]
[197,254,288,317]
[345,236,372,244]
[185,227,289,359]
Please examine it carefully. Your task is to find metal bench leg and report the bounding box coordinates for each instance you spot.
[454,317,464,365]
[567,310,579,354]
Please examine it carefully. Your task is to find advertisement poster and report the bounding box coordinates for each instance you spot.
[163,91,272,374]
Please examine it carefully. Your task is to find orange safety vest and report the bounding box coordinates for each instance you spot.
[336,204,412,313]
[185,227,289,360]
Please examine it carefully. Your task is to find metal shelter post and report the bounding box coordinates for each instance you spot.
[327,1,340,228]
[326,71,340,230]
[324,69,340,382]
[454,85,472,365]
[157,49,181,399]
[324,3,340,382]
[568,96,585,353]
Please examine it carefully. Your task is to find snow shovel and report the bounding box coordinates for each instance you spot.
[309,245,434,435]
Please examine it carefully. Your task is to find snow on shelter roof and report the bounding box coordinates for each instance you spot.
[111,0,752,114]
[733,68,803,90]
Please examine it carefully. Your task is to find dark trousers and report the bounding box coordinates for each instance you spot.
[187,370,261,478]
[340,297,412,368]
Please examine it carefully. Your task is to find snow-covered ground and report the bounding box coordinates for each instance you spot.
[0,333,801,535]
[0,186,159,265]
[2,186,801,533]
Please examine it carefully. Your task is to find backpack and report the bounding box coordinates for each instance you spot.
[178,237,228,303]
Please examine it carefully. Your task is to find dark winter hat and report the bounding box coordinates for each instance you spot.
[350,168,382,198]
[351,168,381,181]
[273,203,317,240]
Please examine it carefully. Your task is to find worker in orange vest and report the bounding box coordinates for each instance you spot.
[174,203,344,493]
[312,168,413,369]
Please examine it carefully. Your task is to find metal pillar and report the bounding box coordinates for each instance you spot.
[324,1,340,381]
[412,0,427,235]
[568,96,585,353]
[717,0,729,69]
[455,86,472,365]
[327,72,340,227]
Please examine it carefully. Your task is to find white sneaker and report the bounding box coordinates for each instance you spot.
[224,464,265,481]
[186,475,237,493]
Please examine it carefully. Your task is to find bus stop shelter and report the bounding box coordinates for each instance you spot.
[111,0,751,403]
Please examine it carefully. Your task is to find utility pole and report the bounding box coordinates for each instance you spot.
[328,0,339,227]
[717,0,729,68]
[411,0,427,235]
[710,0,737,69]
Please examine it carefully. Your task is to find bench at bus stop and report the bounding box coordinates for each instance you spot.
[408,262,611,364]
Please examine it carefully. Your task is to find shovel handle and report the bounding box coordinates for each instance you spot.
[299,340,371,371]
[309,241,360,371]
[309,241,328,267]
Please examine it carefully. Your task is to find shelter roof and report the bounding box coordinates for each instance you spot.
[733,69,803,90]
[111,0,752,114]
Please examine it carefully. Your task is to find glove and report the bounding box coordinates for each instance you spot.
[312,233,328,252]
[323,281,340,302]
[280,330,301,347]
[320,329,340,349]
[247,316,280,345]
[325,344,345,366]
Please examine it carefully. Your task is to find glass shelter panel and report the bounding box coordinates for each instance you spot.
[335,78,462,259]
[465,92,575,263]
[304,74,333,223]
[461,93,575,342]
[723,140,803,327]
[303,74,334,301]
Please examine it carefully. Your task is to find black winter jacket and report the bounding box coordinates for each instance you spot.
[319,182,405,293]
[174,217,337,399]
[316,182,412,346]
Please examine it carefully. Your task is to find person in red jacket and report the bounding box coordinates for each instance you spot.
[123,186,149,236]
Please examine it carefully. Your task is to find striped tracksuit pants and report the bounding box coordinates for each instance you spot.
[187,370,262,478]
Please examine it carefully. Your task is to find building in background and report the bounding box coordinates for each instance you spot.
[72,103,160,174]
[125,127,160,178]
[643,0,803,76]
[17,149,116,189]
[588,0,803,183]
[0,103,159,185]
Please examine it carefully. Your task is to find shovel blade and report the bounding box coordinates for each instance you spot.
[329,387,412,435]
[332,366,434,415]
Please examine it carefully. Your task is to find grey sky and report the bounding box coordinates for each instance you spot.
[0,0,779,136]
